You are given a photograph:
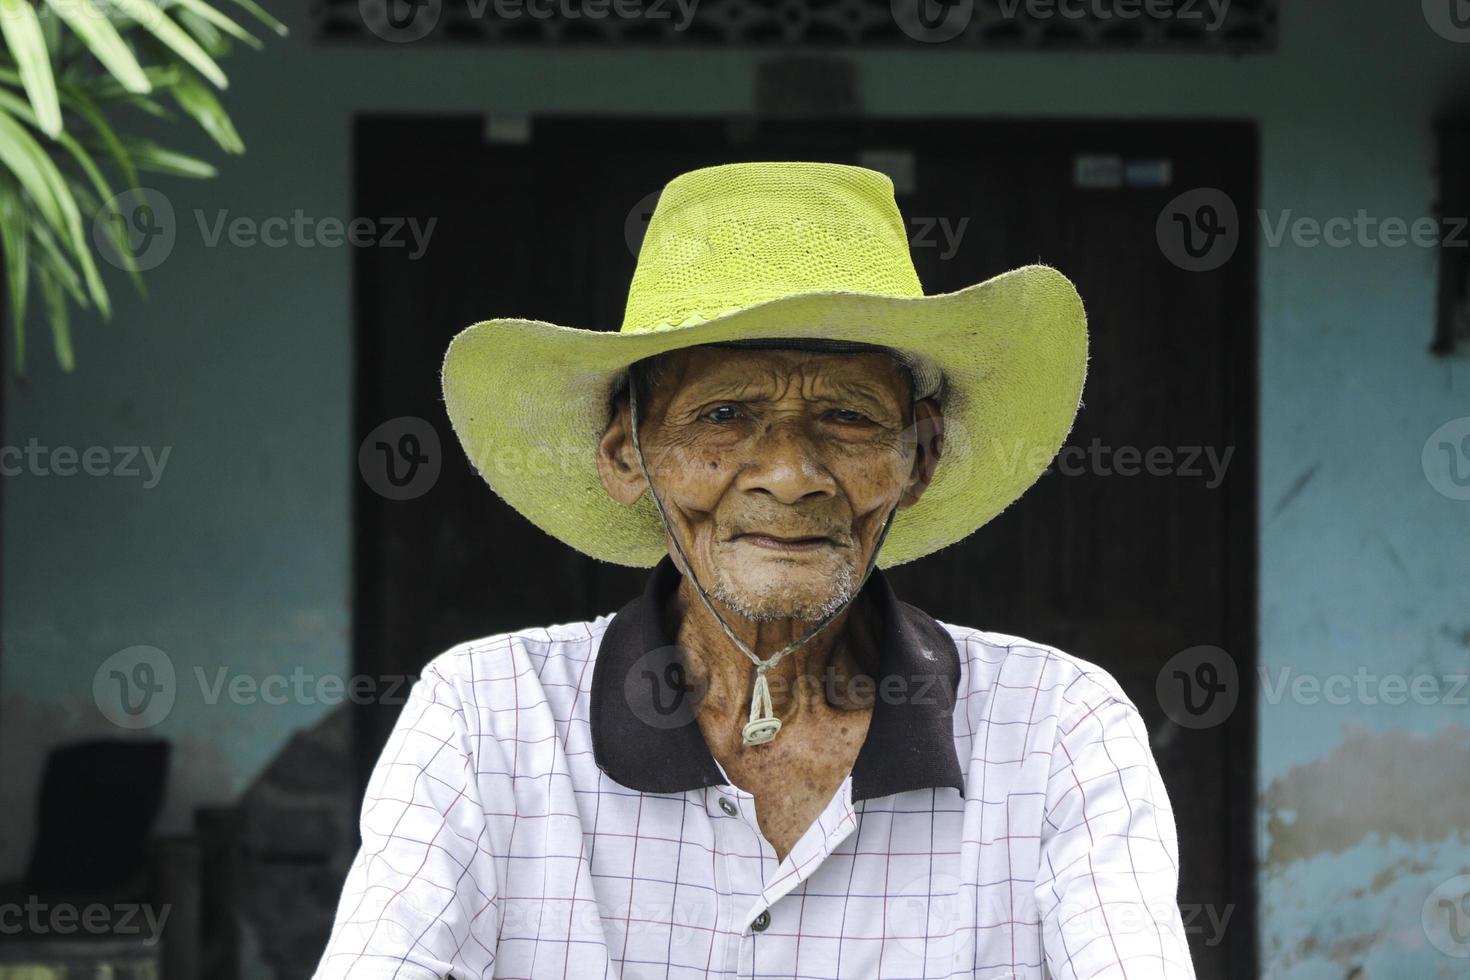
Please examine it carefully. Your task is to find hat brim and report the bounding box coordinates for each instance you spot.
[440,263,1087,568]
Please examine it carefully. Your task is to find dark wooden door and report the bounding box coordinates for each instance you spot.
[353,114,1258,978]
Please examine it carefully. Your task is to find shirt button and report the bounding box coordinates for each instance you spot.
[751,910,771,932]
[718,796,738,817]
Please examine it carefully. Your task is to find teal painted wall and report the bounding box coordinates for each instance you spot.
[2,1,1468,974]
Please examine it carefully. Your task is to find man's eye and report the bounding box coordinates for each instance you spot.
[830,408,870,424]
[704,405,740,423]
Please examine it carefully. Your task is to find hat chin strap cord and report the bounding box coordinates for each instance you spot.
[627,382,898,747]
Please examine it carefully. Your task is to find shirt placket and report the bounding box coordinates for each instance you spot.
[701,782,773,976]
[705,776,861,979]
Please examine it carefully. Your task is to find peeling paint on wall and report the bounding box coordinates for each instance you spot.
[1262,725,1470,978]
[1264,724,1470,870]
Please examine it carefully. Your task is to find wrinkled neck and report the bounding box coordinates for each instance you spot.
[667,578,880,721]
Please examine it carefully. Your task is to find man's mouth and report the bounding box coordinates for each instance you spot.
[730,532,836,553]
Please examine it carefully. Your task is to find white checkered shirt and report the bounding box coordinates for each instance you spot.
[315,559,1194,979]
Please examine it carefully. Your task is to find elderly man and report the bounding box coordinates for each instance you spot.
[316,162,1194,979]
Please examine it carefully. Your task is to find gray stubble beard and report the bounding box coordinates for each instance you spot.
[707,558,859,624]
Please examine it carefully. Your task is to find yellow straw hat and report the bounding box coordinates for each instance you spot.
[441,161,1088,568]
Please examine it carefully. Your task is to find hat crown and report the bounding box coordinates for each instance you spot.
[621,162,924,333]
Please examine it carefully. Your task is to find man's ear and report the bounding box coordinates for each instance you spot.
[899,397,944,510]
[596,395,648,507]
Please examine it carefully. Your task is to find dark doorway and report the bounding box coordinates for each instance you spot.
[352,114,1258,979]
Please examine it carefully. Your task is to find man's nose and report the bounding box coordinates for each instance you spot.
[735,422,837,505]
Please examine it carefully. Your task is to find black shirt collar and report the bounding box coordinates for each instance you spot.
[590,556,964,802]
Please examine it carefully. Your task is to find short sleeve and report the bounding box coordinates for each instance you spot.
[314,661,501,979]
[1034,695,1196,979]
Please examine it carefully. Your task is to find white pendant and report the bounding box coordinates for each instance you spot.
[742,717,782,745]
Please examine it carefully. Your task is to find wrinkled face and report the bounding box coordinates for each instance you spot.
[598,346,942,623]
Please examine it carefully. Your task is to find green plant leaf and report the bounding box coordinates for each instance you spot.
[172,0,260,49]
[0,0,281,372]
[82,63,182,99]
[0,86,115,200]
[0,0,64,137]
[30,217,87,307]
[0,174,30,370]
[170,69,242,153]
[0,109,109,319]
[227,0,286,36]
[56,82,139,188]
[113,92,172,117]
[36,264,74,370]
[125,137,216,178]
[0,105,71,233]
[39,0,61,53]
[174,7,227,56]
[115,0,228,88]
[44,0,153,96]
[59,92,151,297]
[0,86,146,294]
